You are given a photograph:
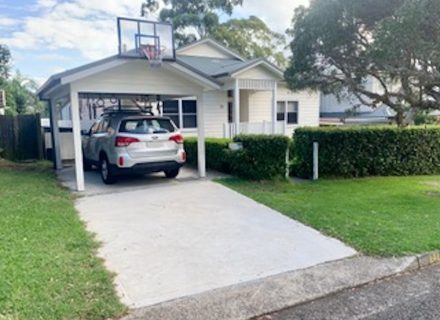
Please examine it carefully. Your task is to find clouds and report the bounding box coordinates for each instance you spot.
[236,0,310,33]
[0,16,17,27]
[1,0,141,60]
[0,0,309,80]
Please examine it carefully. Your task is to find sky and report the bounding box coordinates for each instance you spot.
[0,0,309,85]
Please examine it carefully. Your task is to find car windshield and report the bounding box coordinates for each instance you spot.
[119,118,176,134]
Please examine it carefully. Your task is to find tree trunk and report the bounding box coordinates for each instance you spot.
[396,110,405,127]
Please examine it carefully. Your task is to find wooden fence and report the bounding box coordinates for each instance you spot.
[0,114,44,161]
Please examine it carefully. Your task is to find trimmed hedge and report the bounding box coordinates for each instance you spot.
[184,137,233,173]
[184,134,291,180]
[293,127,440,178]
[232,135,290,180]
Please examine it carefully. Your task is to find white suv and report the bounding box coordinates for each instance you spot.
[82,111,186,184]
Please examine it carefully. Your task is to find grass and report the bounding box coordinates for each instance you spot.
[219,176,440,256]
[0,160,126,319]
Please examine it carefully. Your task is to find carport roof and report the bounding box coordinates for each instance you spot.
[37,54,222,99]
[38,38,284,99]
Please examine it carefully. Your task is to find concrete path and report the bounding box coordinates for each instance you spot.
[75,178,356,309]
[58,166,226,196]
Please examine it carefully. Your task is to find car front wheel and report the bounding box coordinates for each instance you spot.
[100,156,116,184]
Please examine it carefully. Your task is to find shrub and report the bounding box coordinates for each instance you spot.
[184,137,233,173]
[293,126,440,178]
[184,135,292,180]
[232,134,291,180]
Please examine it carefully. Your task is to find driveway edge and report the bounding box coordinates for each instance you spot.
[122,253,440,320]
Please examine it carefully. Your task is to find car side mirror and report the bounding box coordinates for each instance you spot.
[81,129,90,136]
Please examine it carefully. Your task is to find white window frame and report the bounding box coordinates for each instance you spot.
[162,100,180,128]
[277,100,299,125]
[181,99,197,129]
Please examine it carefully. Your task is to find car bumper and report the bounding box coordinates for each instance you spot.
[110,161,183,175]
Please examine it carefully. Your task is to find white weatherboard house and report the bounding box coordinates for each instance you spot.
[38,18,319,191]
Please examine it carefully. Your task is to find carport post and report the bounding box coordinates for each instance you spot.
[234,79,240,135]
[70,87,85,191]
[196,92,206,178]
[272,81,278,134]
[49,98,62,170]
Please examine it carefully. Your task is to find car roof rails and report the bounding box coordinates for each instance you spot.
[102,105,154,116]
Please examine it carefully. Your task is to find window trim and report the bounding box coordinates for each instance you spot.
[162,100,180,128]
[162,98,198,130]
[277,100,299,125]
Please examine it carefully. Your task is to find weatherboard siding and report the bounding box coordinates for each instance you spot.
[202,90,229,138]
[178,43,234,59]
[71,60,203,96]
[235,65,279,80]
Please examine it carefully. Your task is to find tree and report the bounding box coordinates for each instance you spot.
[2,72,44,115]
[285,0,440,126]
[142,0,243,46]
[211,16,287,67]
[141,0,287,66]
[0,44,11,84]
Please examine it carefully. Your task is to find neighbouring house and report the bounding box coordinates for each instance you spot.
[38,18,320,191]
[320,77,397,125]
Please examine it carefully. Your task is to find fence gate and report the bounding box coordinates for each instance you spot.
[0,114,44,161]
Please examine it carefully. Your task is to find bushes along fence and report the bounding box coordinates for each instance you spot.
[292,127,440,178]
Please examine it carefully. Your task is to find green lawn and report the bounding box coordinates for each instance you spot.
[219,176,440,256]
[0,161,125,319]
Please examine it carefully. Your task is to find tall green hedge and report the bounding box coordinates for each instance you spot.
[232,135,290,180]
[293,127,440,178]
[184,137,233,173]
[184,135,291,180]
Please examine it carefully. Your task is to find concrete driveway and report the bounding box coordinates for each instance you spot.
[74,172,356,309]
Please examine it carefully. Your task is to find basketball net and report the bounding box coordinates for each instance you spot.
[141,44,166,67]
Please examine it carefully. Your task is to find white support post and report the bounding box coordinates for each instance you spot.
[272,81,278,134]
[234,79,240,136]
[283,101,288,136]
[196,92,206,178]
[313,142,319,181]
[178,99,183,129]
[49,98,62,170]
[70,88,85,191]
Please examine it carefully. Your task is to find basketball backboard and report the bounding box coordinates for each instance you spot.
[117,17,175,60]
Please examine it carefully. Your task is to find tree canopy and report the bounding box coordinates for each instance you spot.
[211,16,286,66]
[0,46,44,115]
[285,0,440,125]
[0,44,11,85]
[142,0,287,67]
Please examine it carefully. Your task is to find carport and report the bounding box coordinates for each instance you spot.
[38,35,221,191]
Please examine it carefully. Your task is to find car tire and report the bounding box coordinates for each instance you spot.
[100,155,116,184]
[164,168,180,179]
[83,155,92,171]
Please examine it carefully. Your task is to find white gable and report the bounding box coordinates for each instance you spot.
[235,65,280,80]
[177,39,243,60]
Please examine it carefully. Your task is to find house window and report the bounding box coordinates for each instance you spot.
[277,101,299,124]
[277,102,285,121]
[162,100,180,127]
[182,100,197,129]
[163,99,197,129]
[287,101,298,124]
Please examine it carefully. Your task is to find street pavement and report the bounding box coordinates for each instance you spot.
[264,264,440,320]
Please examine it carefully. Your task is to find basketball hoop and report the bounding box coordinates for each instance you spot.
[141,44,166,67]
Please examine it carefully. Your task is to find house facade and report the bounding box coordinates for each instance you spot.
[38,18,322,191]
[53,38,320,143]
